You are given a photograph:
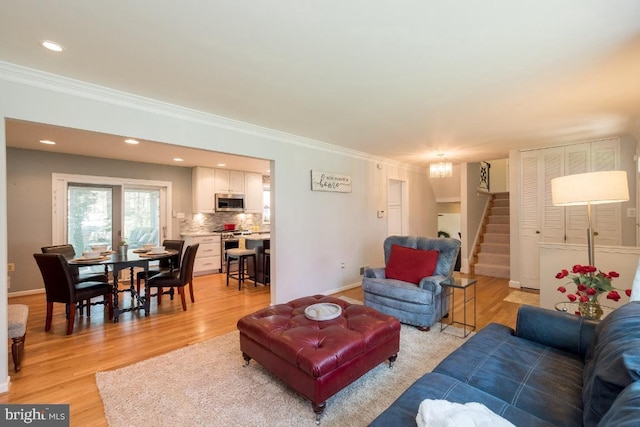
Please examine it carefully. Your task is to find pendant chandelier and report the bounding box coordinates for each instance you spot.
[429,154,452,178]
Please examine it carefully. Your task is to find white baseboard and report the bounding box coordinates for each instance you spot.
[509,280,521,289]
[9,288,45,298]
[325,281,361,296]
[0,376,9,393]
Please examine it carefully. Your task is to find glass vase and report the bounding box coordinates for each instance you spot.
[579,298,604,320]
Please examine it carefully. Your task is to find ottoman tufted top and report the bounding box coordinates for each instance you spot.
[237,295,401,378]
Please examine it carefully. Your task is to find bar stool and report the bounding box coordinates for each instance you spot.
[263,249,271,286]
[226,248,256,290]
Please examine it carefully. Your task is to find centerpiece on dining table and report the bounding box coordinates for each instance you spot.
[556,264,631,320]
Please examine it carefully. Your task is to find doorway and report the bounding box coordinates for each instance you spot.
[388,179,407,235]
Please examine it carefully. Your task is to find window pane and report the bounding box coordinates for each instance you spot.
[68,185,112,253]
[123,188,160,248]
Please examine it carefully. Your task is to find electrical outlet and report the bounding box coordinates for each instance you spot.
[627,208,636,218]
[340,262,345,270]
[7,263,15,272]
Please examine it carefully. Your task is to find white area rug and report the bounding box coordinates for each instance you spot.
[97,307,466,426]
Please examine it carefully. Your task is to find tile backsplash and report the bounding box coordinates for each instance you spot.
[179,212,268,234]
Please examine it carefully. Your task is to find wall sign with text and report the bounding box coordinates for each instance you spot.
[310,170,352,193]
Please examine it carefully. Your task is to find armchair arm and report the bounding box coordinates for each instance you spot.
[364,267,386,279]
[515,305,597,359]
[417,275,449,294]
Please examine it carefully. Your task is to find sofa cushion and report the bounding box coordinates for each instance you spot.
[433,323,584,427]
[597,381,640,426]
[385,244,438,285]
[582,301,640,427]
[369,372,555,427]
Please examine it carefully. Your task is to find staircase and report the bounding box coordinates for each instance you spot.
[473,192,510,279]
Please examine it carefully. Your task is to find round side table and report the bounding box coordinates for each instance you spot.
[554,301,615,320]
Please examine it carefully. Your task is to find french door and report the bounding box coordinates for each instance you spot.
[53,174,171,252]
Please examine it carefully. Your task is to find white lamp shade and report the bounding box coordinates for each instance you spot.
[551,170,629,206]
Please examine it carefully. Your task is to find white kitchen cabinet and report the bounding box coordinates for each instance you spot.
[183,234,221,276]
[244,172,264,213]
[518,138,621,289]
[214,169,244,194]
[192,167,215,213]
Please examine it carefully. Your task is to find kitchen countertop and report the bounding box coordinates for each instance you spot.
[243,234,270,240]
[180,231,270,238]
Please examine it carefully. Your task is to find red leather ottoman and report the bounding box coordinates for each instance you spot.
[237,295,401,423]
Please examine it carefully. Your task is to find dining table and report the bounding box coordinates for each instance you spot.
[69,249,179,322]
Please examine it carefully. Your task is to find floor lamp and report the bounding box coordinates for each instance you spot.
[551,170,629,266]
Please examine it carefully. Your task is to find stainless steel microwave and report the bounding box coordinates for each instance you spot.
[215,193,245,212]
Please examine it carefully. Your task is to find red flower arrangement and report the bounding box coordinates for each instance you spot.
[556,264,631,304]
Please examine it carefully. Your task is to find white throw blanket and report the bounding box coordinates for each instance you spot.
[416,399,515,427]
[630,258,640,302]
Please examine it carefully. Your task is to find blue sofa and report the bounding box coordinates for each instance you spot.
[370,302,640,426]
[362,236,460,330]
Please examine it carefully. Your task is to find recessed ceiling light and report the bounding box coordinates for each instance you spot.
[124,139,139,145]
[41,40,63,52]
[40,139,56,145]
[217,163,226,167]
[173,157,184,162]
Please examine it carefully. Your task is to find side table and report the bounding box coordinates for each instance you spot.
[554,301,615,320]
[440,277,477,338]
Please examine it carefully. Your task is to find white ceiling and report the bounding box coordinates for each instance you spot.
[2,1,640,168]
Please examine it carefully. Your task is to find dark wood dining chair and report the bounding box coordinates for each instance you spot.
[41,244,109,284]
[34,253,113,335]
[145,244,199,312]
[135,239,185,296]
[41,244,109,315]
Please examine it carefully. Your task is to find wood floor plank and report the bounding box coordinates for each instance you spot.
[2,272,528,425]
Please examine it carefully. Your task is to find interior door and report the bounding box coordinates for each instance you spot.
[58,177,167,252]
[123,187,163,248]
[564,143,590,244]
[387,179,403,235]
[541,147,565,244]
[519,151,541,289]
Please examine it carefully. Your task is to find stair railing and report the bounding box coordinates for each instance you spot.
[479,161,491,192]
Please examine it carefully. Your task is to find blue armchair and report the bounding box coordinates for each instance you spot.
[362,236,461,330]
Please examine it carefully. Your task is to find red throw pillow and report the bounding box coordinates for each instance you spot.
[385,244,439,285]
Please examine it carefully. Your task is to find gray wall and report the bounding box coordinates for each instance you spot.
[7,147,192,293]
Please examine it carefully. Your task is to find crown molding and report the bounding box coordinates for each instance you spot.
[0,61,422,172]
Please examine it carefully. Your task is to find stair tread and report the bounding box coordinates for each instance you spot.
[475,192,510,279]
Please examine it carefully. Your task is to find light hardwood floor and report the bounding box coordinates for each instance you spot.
[2,272,533,426]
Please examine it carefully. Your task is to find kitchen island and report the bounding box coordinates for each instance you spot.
[243,234,270,285]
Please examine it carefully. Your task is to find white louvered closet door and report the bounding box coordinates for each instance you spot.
[541,147,565,244]
[519,151,542,289]
[564,143,591,244]
[518,138,621,289]
[591,139,622,247]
